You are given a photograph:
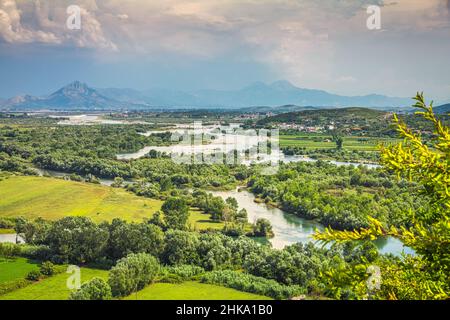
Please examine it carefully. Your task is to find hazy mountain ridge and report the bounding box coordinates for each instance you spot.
[2,82,137,111]
[435,103,450,114]
[105,80,416,109]
[0,80,417,111]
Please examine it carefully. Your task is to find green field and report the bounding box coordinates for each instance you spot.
[0,263,270,300]
[124,281,271,300]
[0,257,39,284]
[0,176,163,222]
[188,209,225,230]
[0,267,108,300]
[280,134,400,151]
[0,175,226,230]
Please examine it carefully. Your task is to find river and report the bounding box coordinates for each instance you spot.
[208,187,414,256]
[53,114,151,126]
[117,129,380,168]
[0,234,23,244]
[36,121,407,255]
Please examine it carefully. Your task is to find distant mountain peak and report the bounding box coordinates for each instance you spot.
[0,80,416,111]
[1,81,126,110]
[69,80,84,86]
[270,80,296,90]
[52,81,92,96]
[435,103,450,114]
[66,80,88,89]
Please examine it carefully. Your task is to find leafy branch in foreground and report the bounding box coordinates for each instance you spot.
[314,93,450,299]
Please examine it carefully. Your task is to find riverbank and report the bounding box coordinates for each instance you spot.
[208,187,414,256]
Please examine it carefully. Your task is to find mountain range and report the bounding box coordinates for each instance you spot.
[0,80,443,111]
[0,82,126,111]
[435,103,450,114]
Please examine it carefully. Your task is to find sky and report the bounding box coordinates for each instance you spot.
[0,0,449,102]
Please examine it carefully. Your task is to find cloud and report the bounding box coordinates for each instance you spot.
[0,0,449,98]
[70,6,117,50]
[2,0,448,55]
[0,0,116,50]
[116,14,128,20]
[0,0,60,43]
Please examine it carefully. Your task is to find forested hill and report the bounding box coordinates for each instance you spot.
[435,103,450,114]
[257,107,388,126]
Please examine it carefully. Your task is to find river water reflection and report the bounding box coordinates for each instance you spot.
[209,188,414,256]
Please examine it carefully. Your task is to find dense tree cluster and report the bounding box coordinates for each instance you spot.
[0,123,250,189]
[1,101,447,300]
[192,190,247,223]
[282,147,380,163]
[248,161,427,230]
[10,216,363,298]
[314,94,450,299]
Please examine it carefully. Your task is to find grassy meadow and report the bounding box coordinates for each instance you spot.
[0,257,39,284]
[124,281,271,300]
[0,175,225,230]
[0,175,162,222]
[188,208,225,230]
[0,257,270,300]
[0,267,108,300]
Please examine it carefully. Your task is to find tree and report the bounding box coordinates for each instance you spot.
[105,219,164,260]
[236,208,248,223]
[162,230,199,265]
[161,197,189,230]
[226,197,239,213]
[69,278,112,300]
[332,132,344,150]
[108,253,160,297]
[315,93,449,299]
[45,217,109,264]
[111,177,124,188]
[207,197,226,221]
[14,217,51,244]
[147,211,167,230]
[252,218,274,237]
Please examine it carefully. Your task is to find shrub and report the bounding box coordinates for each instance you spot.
[19,244,52,260]
[69,278,112,300]
[26,270,41,281]
[108,253,160,297]
[201,270,304,300]
[167,265,205,280]
[0,217,15,229]
[0,279,32,295]
[159,265,205,283]
[0,243,21,258]
[252,219,274,237]
[159,274,183,284]
[40,261,55,276]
